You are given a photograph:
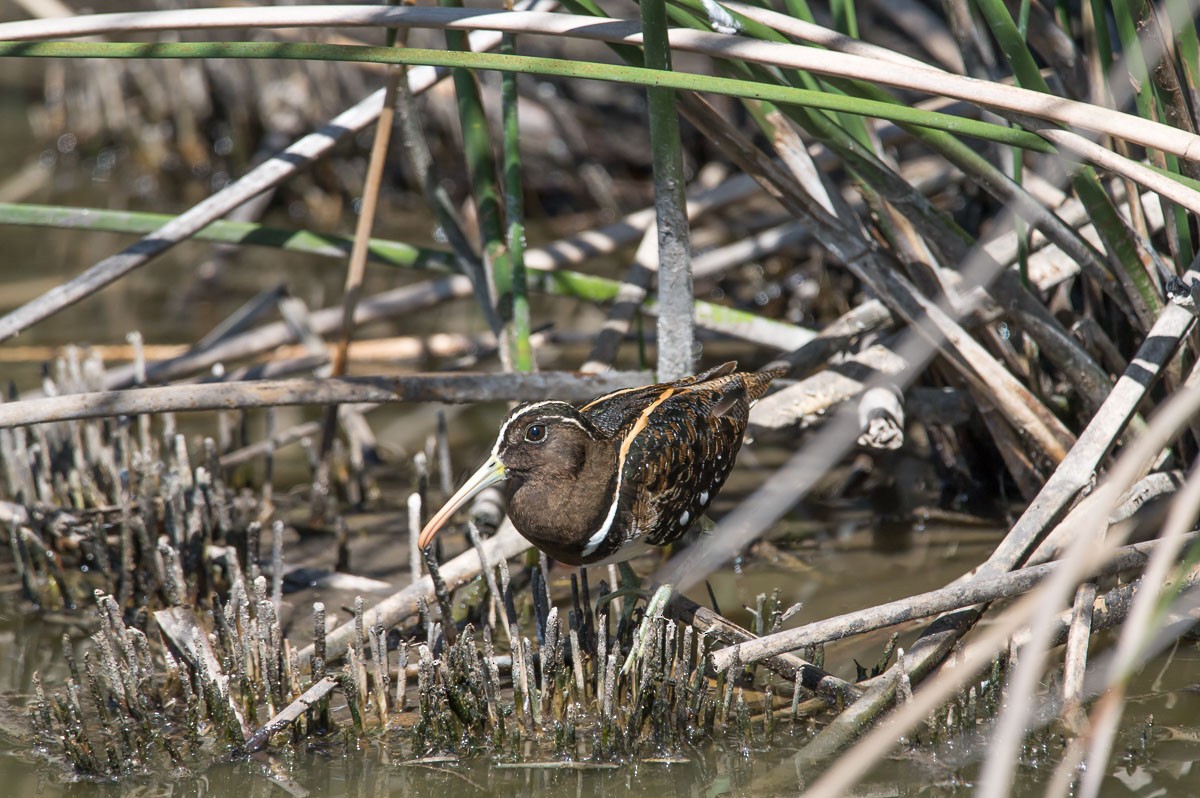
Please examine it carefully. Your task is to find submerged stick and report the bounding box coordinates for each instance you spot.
[243,675,339,753]
[668,594,860,703]
[294,522,531,671]
[155,606,251,741]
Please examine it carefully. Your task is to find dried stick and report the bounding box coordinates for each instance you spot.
[0,371,652,429]
[319,54,406,457]
[758,300,895,379]
[751,343,906,434]
[710,533,1185,672]
[680,93,1073,467]
[980,259,1200,577]
[1060,582,1096,710]
[155,606,251,741]
[102,278,474,389]
[667,594,860,703]
[800,378,1200,798]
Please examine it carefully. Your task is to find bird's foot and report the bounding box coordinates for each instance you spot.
[620,583,674,677]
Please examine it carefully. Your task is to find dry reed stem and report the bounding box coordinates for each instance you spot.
[1060,582,1096,711]
[243,675,338,753]
[1073,455,1200,797]
[982,258,1200,576]
[319,56,406,457]
[801,379,1200,798]
[678,92,1075,467]
[792,304,1199,788]
[0,371,653,429]
[710,533,1187,672]
[751,342,907,433]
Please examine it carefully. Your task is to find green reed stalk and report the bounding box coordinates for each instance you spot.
[639,0,694,379]
[501,31,533,372]
[439,0,515,363]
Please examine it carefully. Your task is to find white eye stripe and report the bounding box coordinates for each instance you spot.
[493,402,582,455]
[530,415,591,433]
[494,401,559,455]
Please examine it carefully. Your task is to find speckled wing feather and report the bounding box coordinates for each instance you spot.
[585,370,770,561]
[578,361,738,437]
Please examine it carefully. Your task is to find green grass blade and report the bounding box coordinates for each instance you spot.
[972,0,1162,322]
[0,203,456,270]
[0,40,1059,153]
[439,0,515,361]
[0,202,806,350]
[501,31,533,372]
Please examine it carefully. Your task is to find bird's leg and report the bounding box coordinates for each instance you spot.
[594,562,646,613]
[619,583,674,676]
[618,561,640,594]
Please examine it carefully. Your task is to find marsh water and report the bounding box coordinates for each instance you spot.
[3,34,1200,798]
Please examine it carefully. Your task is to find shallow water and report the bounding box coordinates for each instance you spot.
[5,490,1200,798]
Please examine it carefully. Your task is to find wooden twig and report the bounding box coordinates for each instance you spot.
[980,259,1200,577]
[317,51,405,460]
[710,533,1186,672]
[850,256,1076,467]
[751,343,906,434]
[799,380,1200,797]
[155,606,251,741]
[243,675,338,753]
[1060,582,1096,710]
[104,278,474,390]
[0,371,652,429]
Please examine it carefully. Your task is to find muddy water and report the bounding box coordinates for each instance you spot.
[3,45,1200,798]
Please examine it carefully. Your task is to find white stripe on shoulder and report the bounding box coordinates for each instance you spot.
[582,482,622,557]
[581,387,675,558]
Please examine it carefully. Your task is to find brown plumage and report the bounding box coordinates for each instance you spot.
[418,362,781,566]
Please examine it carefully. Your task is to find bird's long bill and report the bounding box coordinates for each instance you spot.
[417,455,507,549]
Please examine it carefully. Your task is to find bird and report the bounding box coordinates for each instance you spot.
[417,361,782,568]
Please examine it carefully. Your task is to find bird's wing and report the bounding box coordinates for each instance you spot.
[618,377,751,548]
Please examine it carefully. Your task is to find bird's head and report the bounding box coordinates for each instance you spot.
[416,401,601,548]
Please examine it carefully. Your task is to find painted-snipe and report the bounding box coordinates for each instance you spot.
[417,362,781,566]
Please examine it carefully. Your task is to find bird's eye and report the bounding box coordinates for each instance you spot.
[525,423,547,443]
